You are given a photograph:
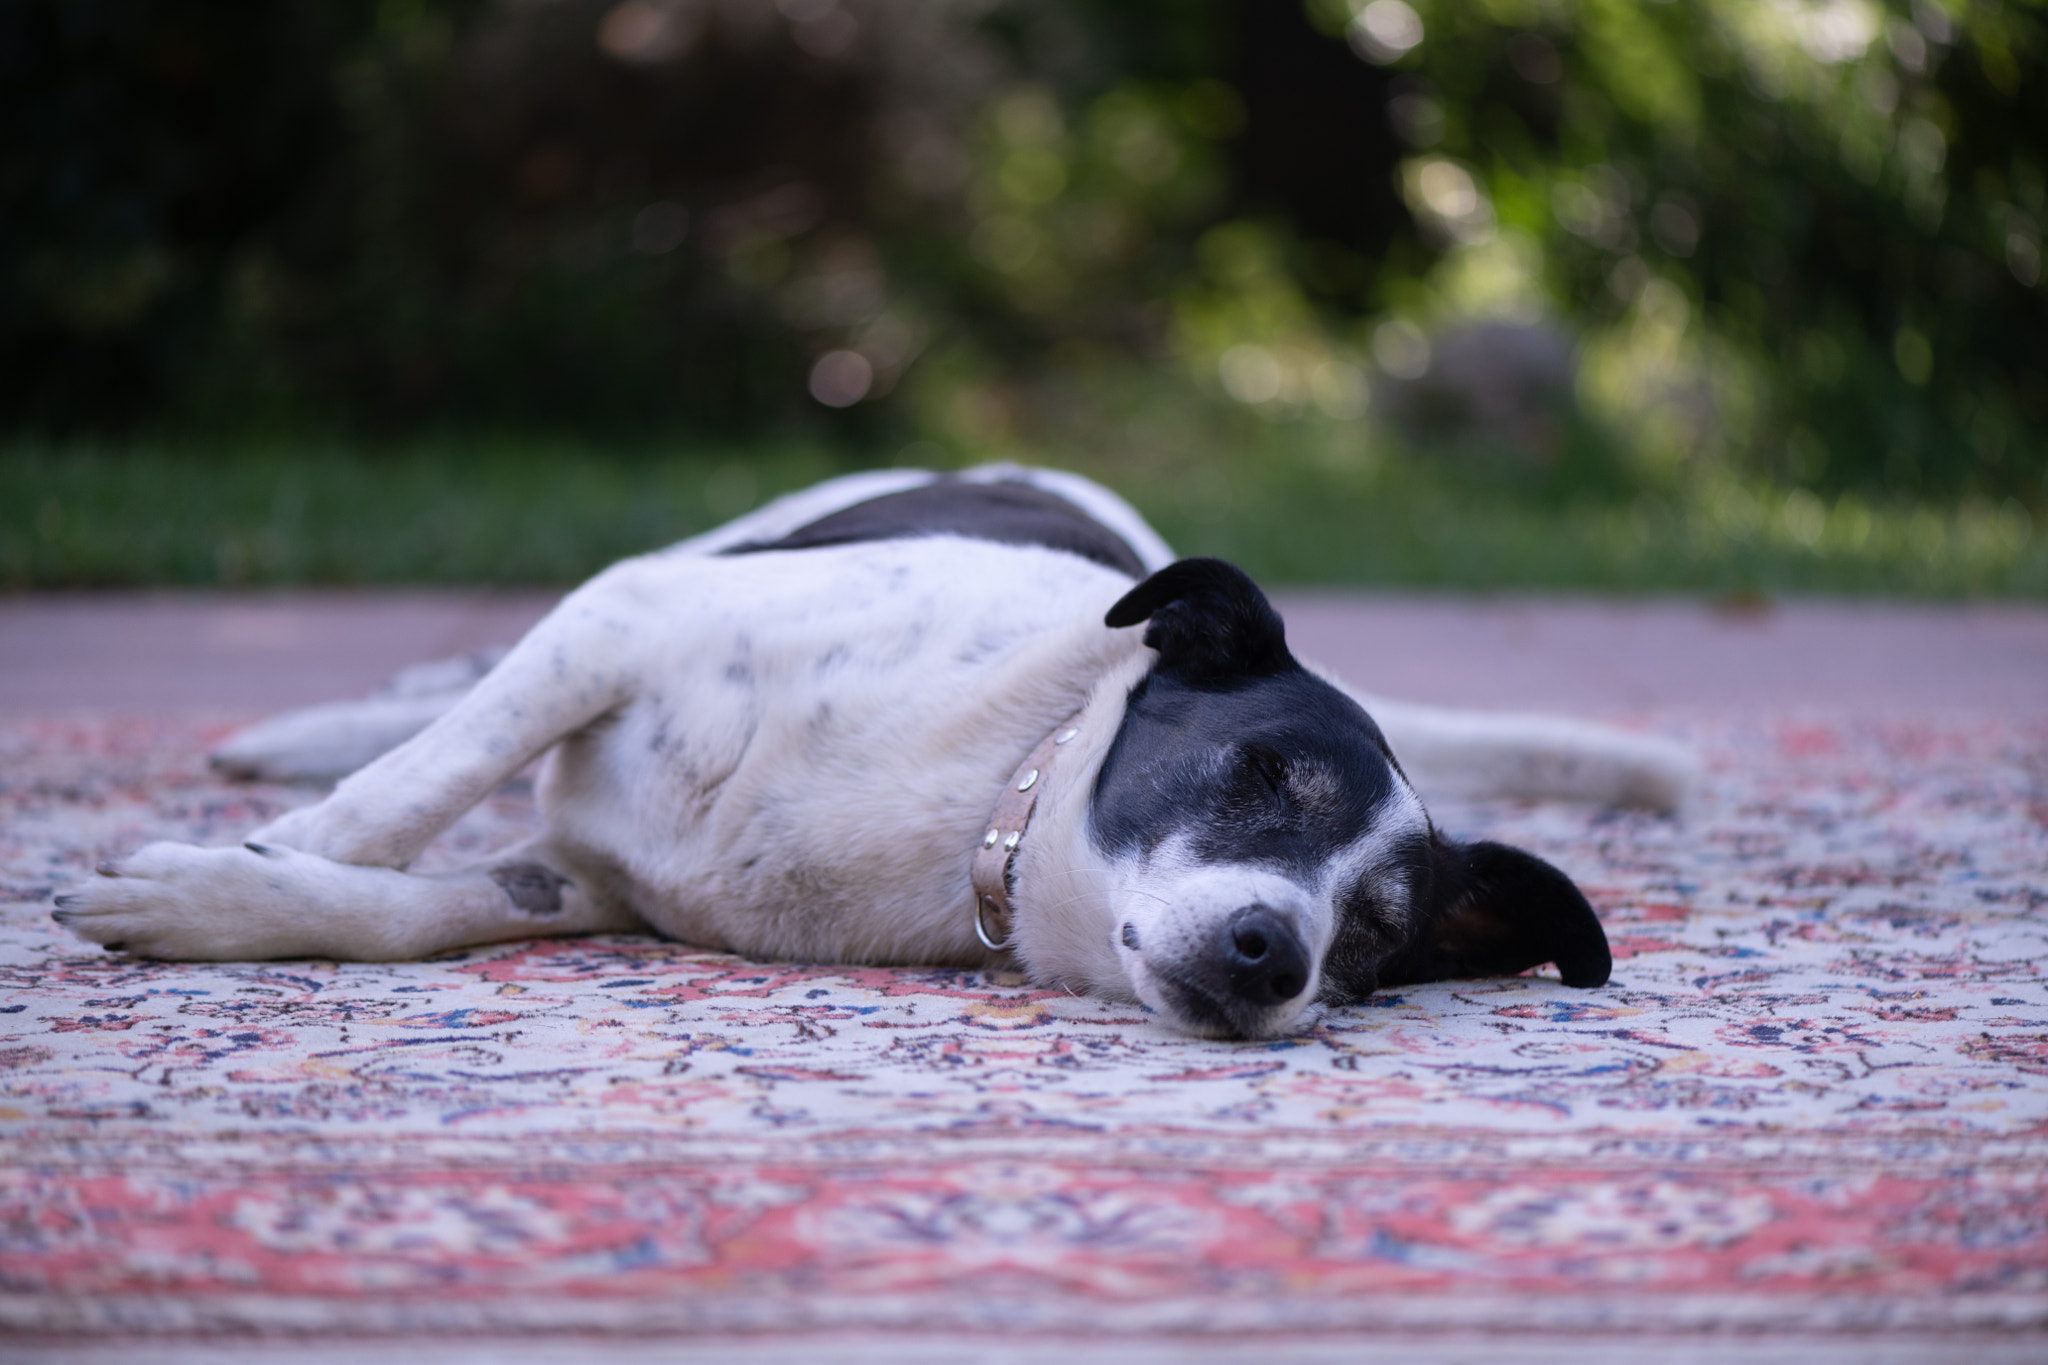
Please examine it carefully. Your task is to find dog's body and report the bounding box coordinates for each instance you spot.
[55,466,1691,1038]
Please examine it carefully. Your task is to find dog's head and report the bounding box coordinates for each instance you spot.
[1089,558,1610,1039]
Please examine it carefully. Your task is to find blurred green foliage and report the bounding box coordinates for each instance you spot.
[1326,0,2048,503]
[2,0,2043,587]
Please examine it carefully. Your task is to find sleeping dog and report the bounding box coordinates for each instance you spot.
[53,465,1691,1039]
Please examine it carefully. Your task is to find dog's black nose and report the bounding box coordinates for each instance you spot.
[1220,907,1309,1006]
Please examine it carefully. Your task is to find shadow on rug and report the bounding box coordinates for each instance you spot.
[2,714,2046,1338]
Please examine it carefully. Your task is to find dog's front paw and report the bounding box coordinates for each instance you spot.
[52,841,330,960]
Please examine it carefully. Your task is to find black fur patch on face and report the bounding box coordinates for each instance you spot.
[1316,840,1435,1005]
[491,862,569,917]
[721,477,1148,577]
[1090,667,1407,882]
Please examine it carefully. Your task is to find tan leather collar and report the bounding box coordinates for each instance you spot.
[971,709,1086,952]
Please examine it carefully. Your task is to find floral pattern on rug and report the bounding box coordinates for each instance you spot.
[2,714,2046,1334]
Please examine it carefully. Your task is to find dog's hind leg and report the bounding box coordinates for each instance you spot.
[210,692,466,785]
[1340,687,1698,813]
[210,650,507,785]
[54,837,642,962]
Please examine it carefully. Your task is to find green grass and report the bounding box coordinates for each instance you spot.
[1133,457,2048,597]
[1,436,844,588]
[5,432,2046,596]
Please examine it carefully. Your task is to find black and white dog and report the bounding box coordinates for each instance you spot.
[54,466,1690,1039]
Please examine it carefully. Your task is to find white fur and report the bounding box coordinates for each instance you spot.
[55,465,1693,1039]
[61,530,1146,972]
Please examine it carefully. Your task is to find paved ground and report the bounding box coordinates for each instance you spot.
[3,590,2045,718]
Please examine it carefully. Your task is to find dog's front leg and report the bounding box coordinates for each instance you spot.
[246,562,661,870]
[54,838,642,962]
[54,560,663,961]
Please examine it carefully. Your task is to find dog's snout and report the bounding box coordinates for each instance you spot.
[1221,906,1308,1006]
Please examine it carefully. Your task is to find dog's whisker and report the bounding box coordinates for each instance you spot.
[1018,890,1102,919]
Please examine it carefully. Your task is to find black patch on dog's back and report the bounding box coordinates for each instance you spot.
[722,477,1147,577]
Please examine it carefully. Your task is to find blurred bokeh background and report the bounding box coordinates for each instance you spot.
[4,0,2044,593]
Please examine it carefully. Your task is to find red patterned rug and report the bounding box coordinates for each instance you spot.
[3,713,2046,1346]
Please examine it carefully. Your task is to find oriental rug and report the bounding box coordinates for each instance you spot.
[2,712,2046,1344]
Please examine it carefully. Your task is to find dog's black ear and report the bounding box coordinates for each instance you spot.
[1104,557,1294,681]
[1380,838,1612,989]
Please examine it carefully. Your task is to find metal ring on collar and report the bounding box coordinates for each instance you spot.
[974,894,1009,952]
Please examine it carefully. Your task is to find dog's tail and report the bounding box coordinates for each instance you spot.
[1347,689,1698,814]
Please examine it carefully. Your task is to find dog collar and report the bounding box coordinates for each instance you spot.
[971,709,1086,952]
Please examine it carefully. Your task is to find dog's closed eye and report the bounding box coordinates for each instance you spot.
[1350,891,1402,938]
[1237,745,1289,800]
[1233,748,1350,820]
